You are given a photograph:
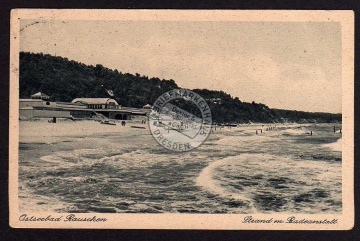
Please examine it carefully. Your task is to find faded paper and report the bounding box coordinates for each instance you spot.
[9,9,354,230]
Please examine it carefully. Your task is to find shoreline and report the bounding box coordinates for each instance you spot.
[19,119,342,144]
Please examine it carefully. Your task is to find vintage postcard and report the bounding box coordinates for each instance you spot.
[9,9,354,229]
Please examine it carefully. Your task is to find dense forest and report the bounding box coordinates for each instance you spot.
[19,52,341,124]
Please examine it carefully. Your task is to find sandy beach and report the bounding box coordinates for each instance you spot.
[20,119,148,143]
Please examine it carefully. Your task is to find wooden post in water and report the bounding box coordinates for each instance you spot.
[310,131,312,136]
[334,126,336,133]
[256,130,258,135]
[53,117,56,123]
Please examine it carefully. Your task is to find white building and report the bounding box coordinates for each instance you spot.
[30,92,50,100]
[20,93,148,120]
[71,98,120,110]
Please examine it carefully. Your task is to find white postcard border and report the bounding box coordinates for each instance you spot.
[9,9,354,230]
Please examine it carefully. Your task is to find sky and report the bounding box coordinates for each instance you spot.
[20,20,342,113]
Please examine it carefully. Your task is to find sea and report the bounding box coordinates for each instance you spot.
[19,123,342,214]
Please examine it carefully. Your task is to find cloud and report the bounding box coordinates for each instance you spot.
[20,20,342,113]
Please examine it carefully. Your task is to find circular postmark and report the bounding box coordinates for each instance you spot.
[149,89,212,151]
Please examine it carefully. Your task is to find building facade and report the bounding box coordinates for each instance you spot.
[19,93,149,120]
[72,98,120,110]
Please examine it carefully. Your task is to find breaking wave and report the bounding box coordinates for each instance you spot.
[196,153,342,213]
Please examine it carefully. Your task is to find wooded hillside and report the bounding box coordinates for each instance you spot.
[19,52,341,123]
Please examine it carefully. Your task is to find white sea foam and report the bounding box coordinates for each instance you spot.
[20,123,342,213]
[196,153,342,213]
[18,182,69,212]
[40,148,109,167]
[322,138,342,152]
[196,154,260,212]
[281,128,307,135]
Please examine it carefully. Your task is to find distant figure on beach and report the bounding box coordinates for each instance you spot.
[48,117,56,123]
[122,121,126,126]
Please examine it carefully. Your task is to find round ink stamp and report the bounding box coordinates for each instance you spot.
[149,89,212,151]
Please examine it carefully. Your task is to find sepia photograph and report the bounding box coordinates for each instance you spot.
[9,10,354,229]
